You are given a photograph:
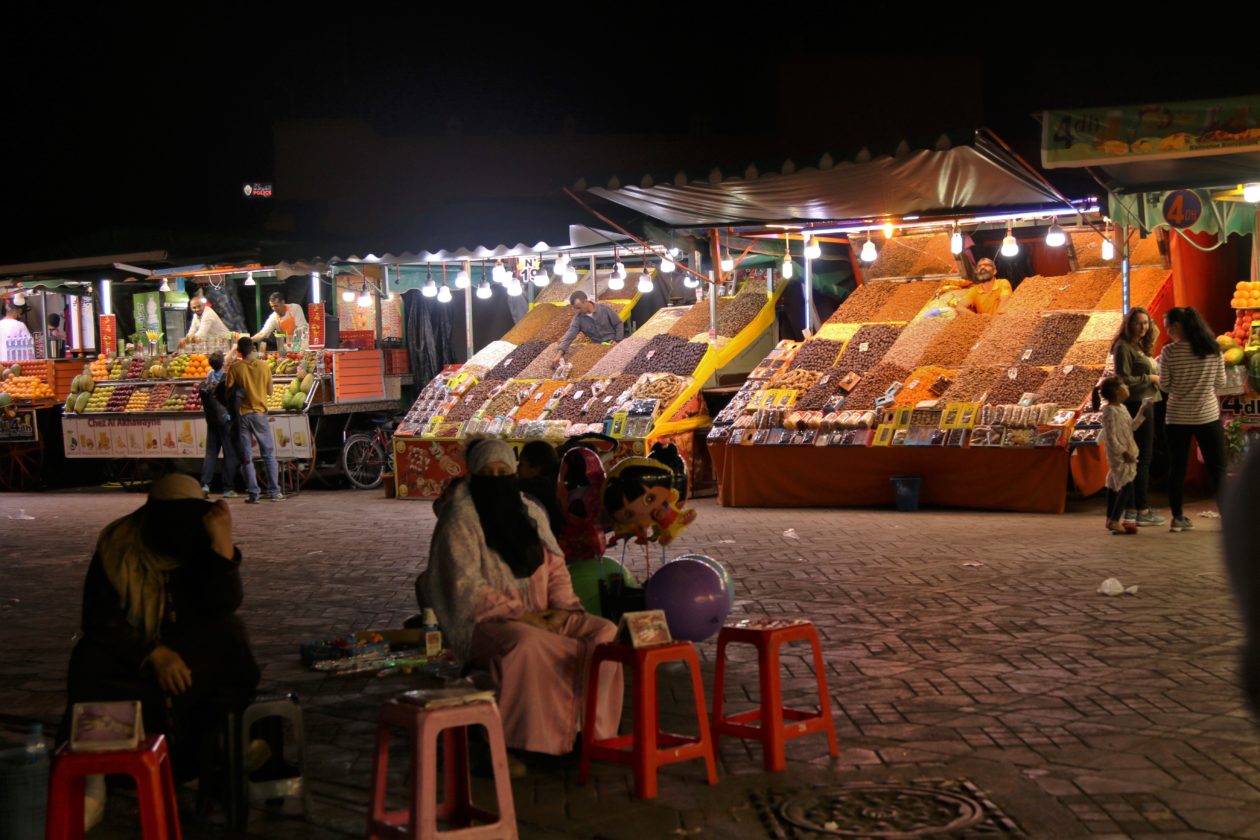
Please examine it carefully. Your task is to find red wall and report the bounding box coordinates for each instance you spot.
[1169,229,1245,334]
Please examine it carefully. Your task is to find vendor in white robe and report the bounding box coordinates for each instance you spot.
[416,438,623,764]
[179,295,231,347]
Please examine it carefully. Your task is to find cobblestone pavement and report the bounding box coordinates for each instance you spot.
[3,487,1258,838]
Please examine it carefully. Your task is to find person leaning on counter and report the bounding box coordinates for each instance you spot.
[953,258,1012,315]
[179,295,231,348]
[556,290,623,357]
[251,292,308,343]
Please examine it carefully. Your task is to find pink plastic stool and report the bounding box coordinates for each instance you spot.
[712,618,838,771]
[578,641,718,800]
[367,698,518,840]
[45,734,182,840]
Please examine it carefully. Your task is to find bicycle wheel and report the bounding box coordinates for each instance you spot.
[341,433,385,490]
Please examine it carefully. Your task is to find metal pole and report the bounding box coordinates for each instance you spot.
[1121,224,1131,316]
[464,260,475,360]
[708,270,718,344]
[804,243,815,335]
[375,266,385,344]
[590,254,598,300]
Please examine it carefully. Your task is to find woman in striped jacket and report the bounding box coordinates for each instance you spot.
[1159,307,1227,533]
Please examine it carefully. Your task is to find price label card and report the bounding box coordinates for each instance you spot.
[572,390,584,400]
[646,350,657,360]
[1021,349,1034,362]
[907,379,920,390]
[1008,368,1019,380]
[503,357,514,367]
[859,342,870,353]
[1063,365,1074,374]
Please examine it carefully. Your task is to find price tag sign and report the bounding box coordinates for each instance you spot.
[1064,365,1074,374]
[1008,368,1019,380]
[572,390,584,400]
[646,350,657,360]
[1162,190,1203,229]
[907,379,920,390]
[859,342,870,353]
[1021,349,1034,361]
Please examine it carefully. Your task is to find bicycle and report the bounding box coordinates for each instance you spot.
[339,415,397,490]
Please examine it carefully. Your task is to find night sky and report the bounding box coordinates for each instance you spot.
[5,12,1254,263]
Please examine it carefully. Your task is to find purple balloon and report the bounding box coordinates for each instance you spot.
[675,554,734,611]
[645,558,731,642]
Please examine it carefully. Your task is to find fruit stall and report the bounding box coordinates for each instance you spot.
[1219,280,1260,454]
[0,361,57,490]
[56,346,397,489]
[706,230,1174,514]
[391,273,784,499]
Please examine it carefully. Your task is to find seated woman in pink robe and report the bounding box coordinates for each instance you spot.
[416,438,623,760]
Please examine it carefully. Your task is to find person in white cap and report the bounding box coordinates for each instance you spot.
[416,437,623,774]
[59,473,259,828]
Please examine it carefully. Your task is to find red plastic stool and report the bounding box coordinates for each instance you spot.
[712,618,838,771]
[367,697,518,840]
[578,641,718,800]
[45,734,182,840]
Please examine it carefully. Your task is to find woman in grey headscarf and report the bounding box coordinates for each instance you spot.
[416,438,623,759]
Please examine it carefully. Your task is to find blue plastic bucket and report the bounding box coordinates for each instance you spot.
[891,475,921,512]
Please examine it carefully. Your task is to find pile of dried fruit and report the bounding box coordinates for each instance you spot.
[623,335,708,376]
[963,312,1041,366]
[940,366,1002,403]
[565,343,612,378]
[882,315,951,369]
[585,336,650,378]
[486,341,550,380]
[841,362,911,410]
[1037,365,1104,408]
[1048,269,1117,310]
[874,281,942,321]
[894,366,957,406]
[1003,276,1060,313]
[786,339,847,371]
[514,380,569,421]
[773,369,824,392]
[984,365,1050,406]
[716,284,768,336]
[1097,267,1170,310]
[502,305,570,344]
[1062,341,1112,366]
[446,382,499,421]
[817,322,861,342]
[833,324,904,372]
[633,307,688,340]
[517,343,565,380]
[917,311,992,368]
[827,282,897,323]
[794,367,848,410]
[1078,311,1124,342]
[668,299,728,339]
[1023,313,1089,365]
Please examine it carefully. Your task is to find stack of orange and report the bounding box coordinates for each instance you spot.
[1230,281,1260,309]
[89,357,111,379]
[0,376,55,400]
[180,354,210,378]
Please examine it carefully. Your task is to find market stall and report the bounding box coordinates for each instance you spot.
[391,259,784,498]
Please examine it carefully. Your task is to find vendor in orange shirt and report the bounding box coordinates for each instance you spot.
[954,258,1012,315]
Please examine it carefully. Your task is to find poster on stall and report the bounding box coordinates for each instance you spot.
[127,423,146,455]
[133,293,162,337]
[99,315,117,357]
[271,415,294,458]
[0,409,38,444]
[159,420,179,456]
[307,303,325,348]
[110,424,130,456]
[175,418,197,457]
[290,414,312,459]
[381,296,403,341]
[1042,95,1260,169]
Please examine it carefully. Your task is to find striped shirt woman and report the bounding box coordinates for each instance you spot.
[1158,307,1227,531]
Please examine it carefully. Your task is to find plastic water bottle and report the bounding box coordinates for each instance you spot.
[24,723,49,764]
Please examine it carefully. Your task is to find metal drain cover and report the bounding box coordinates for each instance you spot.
[754,779,1023,838]
[780,784,984,836]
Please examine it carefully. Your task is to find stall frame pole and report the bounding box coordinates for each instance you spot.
[464,260,475,360]
[590,254,598,300]
[804,242,816,335]
[1121,224,1131,316]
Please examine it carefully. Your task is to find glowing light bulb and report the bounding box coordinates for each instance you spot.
[613,261,626,279]
[244,271,256,287]
[357,290,373,308]
[159,279,171,293]
[720,254,734,272]
[422,278,437,298]
[454,270,470,290]
[859,237,877,263]
[668,247,681,257]
[1000,228,1019,257]
[950,230,963,255]
[660,256,675,273]
[683,275,699,289]
[607,272,625,291]
[437,285,452,303]
[804,235,821,260]
[476,281,492,300]
[492,262,507,284]
[883,222,895,239]
[554,254,569,273]
[562,266,578,285]
[13,292,26,306]
[781,257,794,279]
[532,268,550,287]
[342,289,356,303]
[506,278,523,297]
[1245,183,1260,203]
[1045,221,1066,247]
[637,272,653,294]
[1101,237,1116,261]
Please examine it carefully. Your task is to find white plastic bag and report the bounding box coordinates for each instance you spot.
[1098,577,1139,596]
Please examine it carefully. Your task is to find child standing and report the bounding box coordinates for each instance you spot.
[1100,376,1148,535]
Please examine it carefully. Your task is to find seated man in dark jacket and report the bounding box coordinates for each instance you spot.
[61,473,259,820]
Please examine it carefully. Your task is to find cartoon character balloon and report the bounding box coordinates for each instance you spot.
[557,446,608,562]
[603,455,697,547]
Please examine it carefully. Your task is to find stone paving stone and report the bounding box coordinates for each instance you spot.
[1,487,1251,838]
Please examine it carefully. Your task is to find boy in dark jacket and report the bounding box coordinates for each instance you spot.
[199,352,239,496]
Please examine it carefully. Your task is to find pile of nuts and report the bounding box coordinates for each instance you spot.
[963,312,1042,366]
[623,335,709,376]
[1049,270,1117,310]
[502,305,569,344]
[1023,313,1089,365]
[1002,276,1060,313]
[917,311,992,368]
[874,281,942,321]
[882,315,951,369]
[794,367,848,411]
[940,366,1002,403]
[1097,267,1170,310]
[585,336,649,378]
[894,366,956,406]
[1036,365,1104,408]
[1062,340,1112,366]
[984,365,1050,406]
[840,362,911,410]
[827,282,897,323]
[668,299,728,339]
[486,341,551,380]
[446,382,499,421]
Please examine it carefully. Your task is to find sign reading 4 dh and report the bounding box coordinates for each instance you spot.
[1162,190,1203,229]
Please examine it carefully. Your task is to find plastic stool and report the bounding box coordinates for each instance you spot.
[367,697,518,840]
[578,641,718,800]
[46,734,181,840]
[712,618,838,771]
[238,694,311,828]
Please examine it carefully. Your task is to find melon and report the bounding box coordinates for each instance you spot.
[74,392,91,413]
[0,393,14,408]
[300,374,314,393]
[83,376,94,393]
[1250,352,1260,392]
[70,375,82,394]
[1219,335,1238,350]
[9,364,21,378]
[1224,347,1245,366]
[63,395,76,413]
